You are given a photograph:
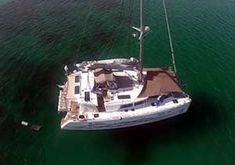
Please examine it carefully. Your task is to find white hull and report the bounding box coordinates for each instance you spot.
[61,97,191,130]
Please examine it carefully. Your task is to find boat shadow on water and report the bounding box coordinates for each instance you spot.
[108,92,226,165]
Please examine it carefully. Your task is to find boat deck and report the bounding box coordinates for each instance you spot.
[58,74,78,112]
[61,101,80,125]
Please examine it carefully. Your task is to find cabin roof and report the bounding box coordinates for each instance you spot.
[94,68,114,83]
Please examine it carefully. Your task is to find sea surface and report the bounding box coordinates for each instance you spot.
[1,0,235,164]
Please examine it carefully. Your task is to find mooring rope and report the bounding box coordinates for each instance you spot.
[163,0,177,73]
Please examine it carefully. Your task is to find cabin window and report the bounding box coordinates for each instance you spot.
[94,114,99,118]
[74,86,80,94]
[118,95,131,99]
[85,92,90,101]
[121,103,133,109]
[134,101,145,106]
[79,115,85,119]
[173,99,178,103]
[75,76,80,83]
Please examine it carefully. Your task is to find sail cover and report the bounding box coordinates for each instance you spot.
[138,68,183,97]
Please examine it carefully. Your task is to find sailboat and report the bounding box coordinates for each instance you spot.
[57,0,191,130]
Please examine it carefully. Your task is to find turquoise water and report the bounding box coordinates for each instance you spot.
[1,0,235,164]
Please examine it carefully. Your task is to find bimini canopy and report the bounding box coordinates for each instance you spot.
[138,68,183,97]
[94,68,114,84]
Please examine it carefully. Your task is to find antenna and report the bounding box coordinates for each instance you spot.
[132,0,150,81]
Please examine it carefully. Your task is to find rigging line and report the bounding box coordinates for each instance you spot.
[163,0,177,73]
[127,0,133,56]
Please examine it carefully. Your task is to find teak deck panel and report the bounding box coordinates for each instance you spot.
[138,68,182,97]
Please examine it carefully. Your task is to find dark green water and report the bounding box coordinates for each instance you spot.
[1,0,235,164]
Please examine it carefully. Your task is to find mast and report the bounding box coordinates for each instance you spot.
[132,0,150,82]
[139,0,144,80]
